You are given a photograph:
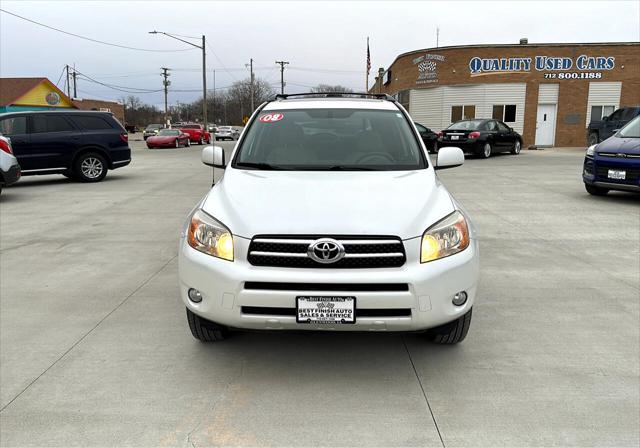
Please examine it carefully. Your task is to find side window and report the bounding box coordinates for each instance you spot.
[70,115,114,130]
[497,121,510,132]
[414,123,426,133]
[32,115,75,133]
[486,121,497,131]
[0,116,27,135]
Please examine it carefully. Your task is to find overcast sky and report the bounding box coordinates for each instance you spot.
[1,0,638,107]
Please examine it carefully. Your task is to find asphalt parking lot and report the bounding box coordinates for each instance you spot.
[1,139,638,447]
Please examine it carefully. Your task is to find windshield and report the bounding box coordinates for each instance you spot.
[617,116,640,138]
[181,124,200,129]
[233,108,426,171]
[158,129,179,136]
[447,120,484,131]
[146,124,162,130]
[219,126,232,130]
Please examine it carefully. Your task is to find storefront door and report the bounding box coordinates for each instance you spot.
[535,104,557,146]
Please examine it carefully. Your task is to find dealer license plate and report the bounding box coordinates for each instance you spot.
[607,169,626,180]
[296,296,356,324]
[450,135,459,140]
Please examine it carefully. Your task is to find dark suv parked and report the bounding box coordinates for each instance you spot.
[587,106,640,145]
[0,111,131,182]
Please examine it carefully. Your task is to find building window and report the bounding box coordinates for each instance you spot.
[451,105,475,123]
[397,90,410,110]
[492,105,517,122]
[590,105,615,121]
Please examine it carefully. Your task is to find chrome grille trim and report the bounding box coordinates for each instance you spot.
[247,235,406,268]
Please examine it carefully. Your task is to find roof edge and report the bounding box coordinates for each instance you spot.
[387,41,640,71]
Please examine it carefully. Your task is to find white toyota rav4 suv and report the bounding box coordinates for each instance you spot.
[179,93,479,344]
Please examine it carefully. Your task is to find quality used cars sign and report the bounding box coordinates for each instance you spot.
[469,55,616,76]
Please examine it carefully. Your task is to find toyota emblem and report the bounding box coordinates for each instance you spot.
[307,238,345,264]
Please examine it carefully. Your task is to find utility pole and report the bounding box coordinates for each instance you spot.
[212,69,216,125]
[149,31,206,127]
[275,60,289,95]
[161,67,171,127]
[202,35,207,126]
[436,27,440,48]
[72,63,77,98]
[65,65,71,98]
[246,58,254,113]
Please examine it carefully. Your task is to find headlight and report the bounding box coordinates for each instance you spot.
[586,144,596,157]
[187,209,234,261]
[421,211,470,263]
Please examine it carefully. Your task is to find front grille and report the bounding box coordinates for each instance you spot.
[244,282,409,292]
[595,165,640,182]
[241,306,411,318]
[248,235,406,269]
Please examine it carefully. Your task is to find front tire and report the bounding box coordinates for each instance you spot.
[175,139,179,148]
[185,139,190,147]
[198,137,204,145]
[511,140,522,155]
[74,152,107,182]
[585,183,609,196]
[186,308,229,342]
[427,308,472,344]
[588,132,599,146]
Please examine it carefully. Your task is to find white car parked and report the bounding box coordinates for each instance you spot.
[0,135,21,194]
[179,93,479,343]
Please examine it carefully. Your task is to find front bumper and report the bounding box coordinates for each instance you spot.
[1,163,21,186]
[583,157,640,192]
[178,236,479,332]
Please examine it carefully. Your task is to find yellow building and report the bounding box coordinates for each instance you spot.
[0,77,76,113]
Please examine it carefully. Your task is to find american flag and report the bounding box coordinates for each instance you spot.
[366,39,371,76]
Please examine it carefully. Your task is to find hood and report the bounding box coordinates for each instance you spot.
[148,135,175,142]
[201,168,455,240]
[597,136,640,154]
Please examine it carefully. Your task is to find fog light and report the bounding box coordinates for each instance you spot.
[452,291,467,306]
[188,288,203,303]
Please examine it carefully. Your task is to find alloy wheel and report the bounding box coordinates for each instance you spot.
[80,157,104,179]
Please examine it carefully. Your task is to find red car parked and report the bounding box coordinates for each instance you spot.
[178,123,211,145]
[146,129,191,149]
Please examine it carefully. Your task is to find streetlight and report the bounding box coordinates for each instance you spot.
[149,31,207,127]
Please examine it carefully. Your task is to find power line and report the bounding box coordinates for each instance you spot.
[0,8,197,52]
[54,66,66,88]
[74,69,163,93]
[204,39,239,82]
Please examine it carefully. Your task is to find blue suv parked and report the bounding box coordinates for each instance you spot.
[583,115,640,195]
[0,111,131,182]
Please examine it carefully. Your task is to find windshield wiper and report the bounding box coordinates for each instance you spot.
[235,162,287,170]
[325,165,377,171]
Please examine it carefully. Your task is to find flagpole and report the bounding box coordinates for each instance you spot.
[365,37,369,92]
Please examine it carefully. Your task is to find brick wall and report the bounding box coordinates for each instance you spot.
[379,43,640,147]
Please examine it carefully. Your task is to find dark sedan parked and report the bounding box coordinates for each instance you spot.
[437,119,522,158]
[583,115,640,195]
[414,122,438,153]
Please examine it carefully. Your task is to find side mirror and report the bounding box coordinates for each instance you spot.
[602,115,609,121]
[202,145,226,168]
[435,146,464,170]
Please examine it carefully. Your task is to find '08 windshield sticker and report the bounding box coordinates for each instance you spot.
[259,113,284,123]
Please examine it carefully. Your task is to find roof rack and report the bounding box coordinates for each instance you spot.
[273,92,395,101]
